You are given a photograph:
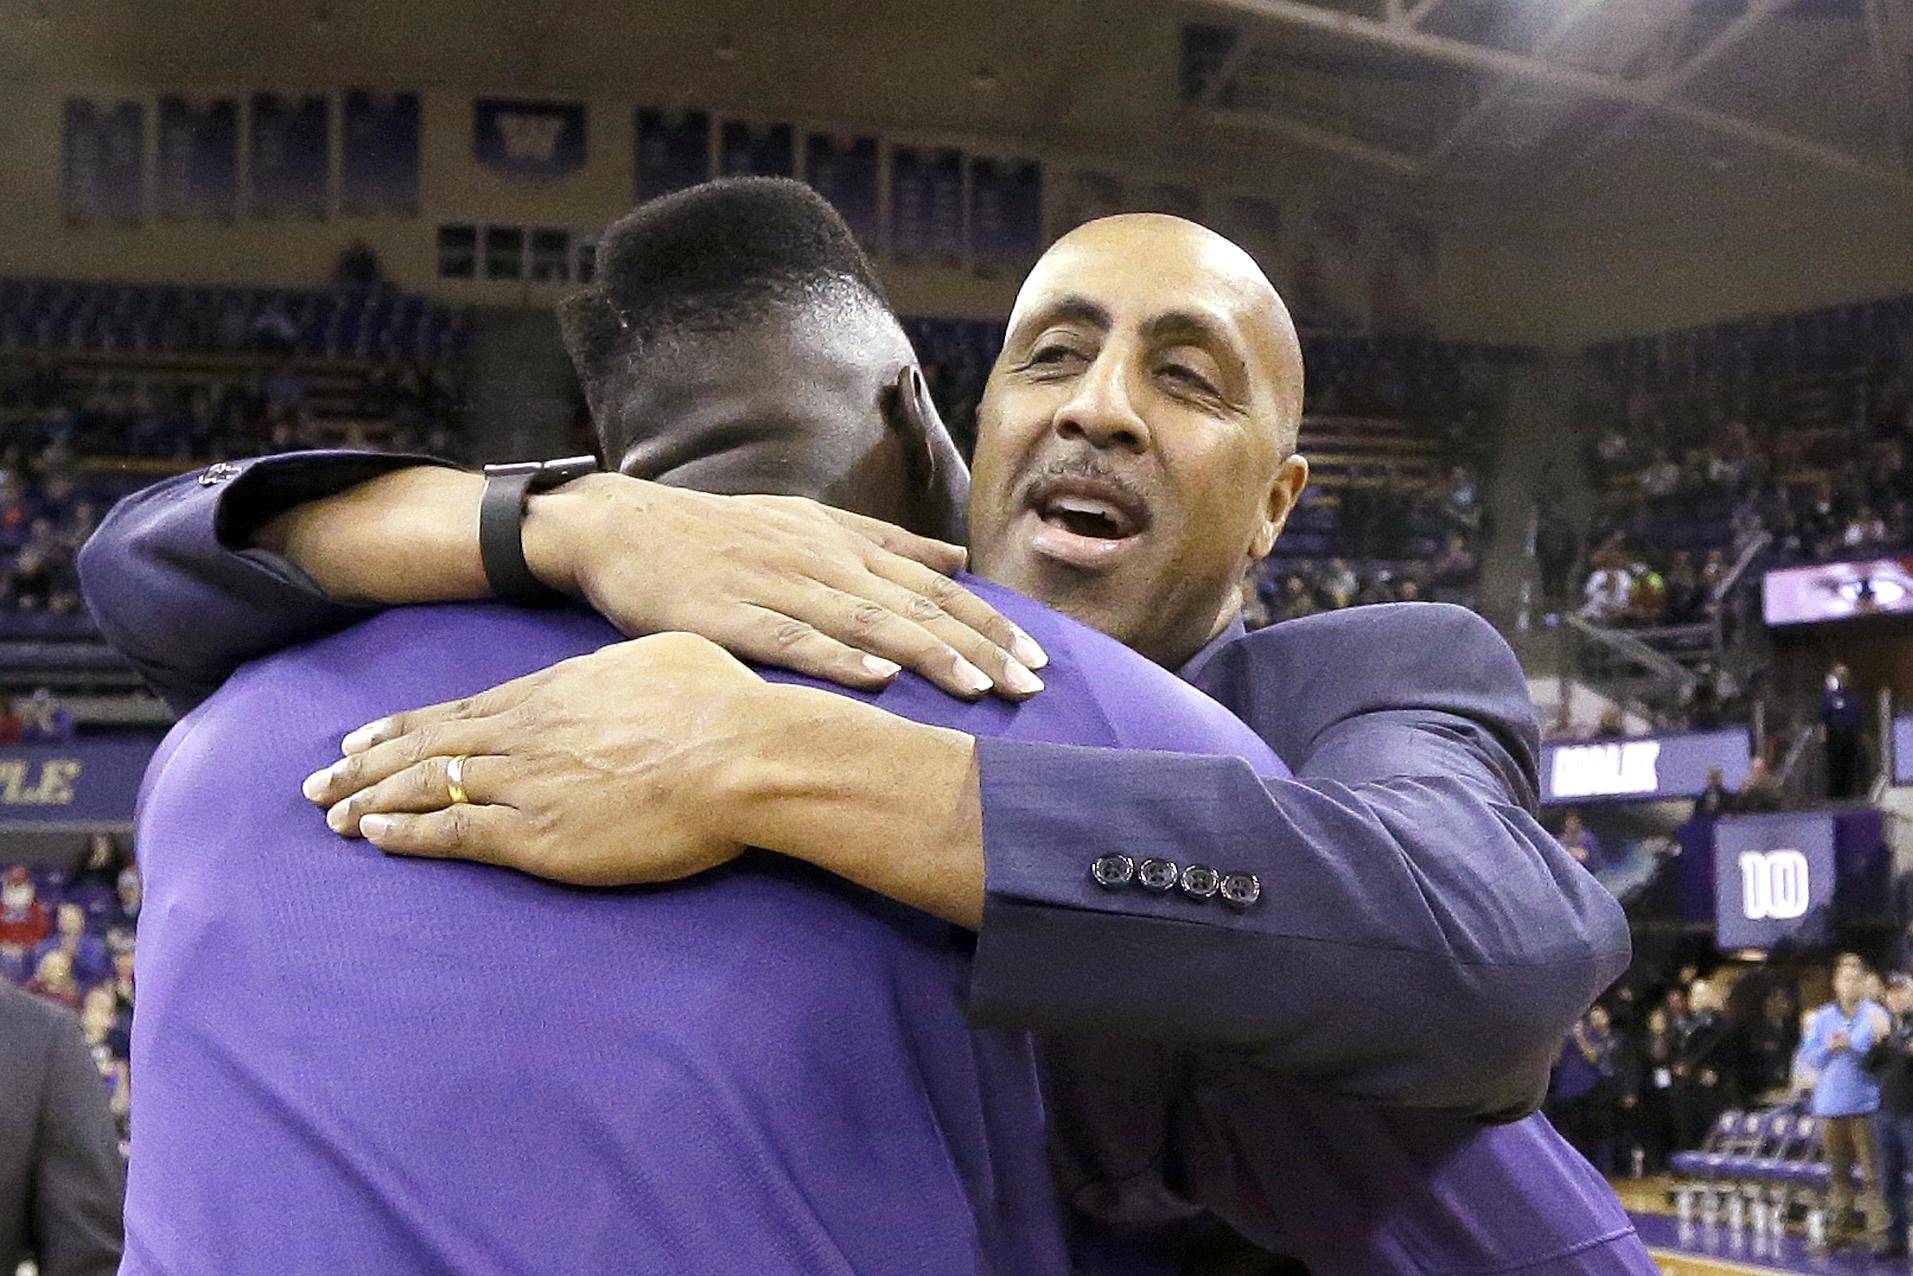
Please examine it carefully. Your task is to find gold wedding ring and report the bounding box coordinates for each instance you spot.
[446,755,471,806]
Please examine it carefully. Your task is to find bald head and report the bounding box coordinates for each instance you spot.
[1014,214,1305,450]
[968,212,1313,668]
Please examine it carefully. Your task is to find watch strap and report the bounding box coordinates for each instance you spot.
[479,456,598,606]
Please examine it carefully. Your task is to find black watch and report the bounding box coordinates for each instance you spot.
[479,455,600,606]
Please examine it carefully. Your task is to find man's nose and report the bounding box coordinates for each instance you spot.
[1052,353,1151,454]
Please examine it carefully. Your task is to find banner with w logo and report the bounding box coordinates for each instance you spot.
[474,99,587,181]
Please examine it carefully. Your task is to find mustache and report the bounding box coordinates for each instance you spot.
[1014,453,1152,508]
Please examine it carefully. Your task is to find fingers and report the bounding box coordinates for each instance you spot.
[821,506,968,576]
[847,570,1045,698]
[769,582,1010,700]
[864,554,1048,672]
[303,718,506,809]
[710,604,911,692]
[339,671,549,755]
[325,754,516,836]
[359,804,527,866]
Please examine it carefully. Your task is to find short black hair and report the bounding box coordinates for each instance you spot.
[560,177,890,426]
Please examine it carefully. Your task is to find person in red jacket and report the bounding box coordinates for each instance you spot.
[0,867,51,960]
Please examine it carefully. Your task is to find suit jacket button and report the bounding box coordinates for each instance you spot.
[1090,852,1135,890]
[1219,872,1262,909]
[1179,864,1220,900]
[1137,858,1179,892]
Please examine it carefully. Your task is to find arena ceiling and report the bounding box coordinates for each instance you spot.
[6,0,1911,222]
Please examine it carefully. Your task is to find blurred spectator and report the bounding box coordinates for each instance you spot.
[333,240,383,288]
[1556,810,1602,868]
[1631,1005,1680,1173]
[112,865,141,931]
[0,866,51,958]
[26,947,82,1010]
[19,688,75,742]
[34,901,109,985]
[1822,662,1866,800]
[1535,508,1579,605]
[1674,979,1732,1151]
[1802,954,1891,1248]
[1864,973,1913,1259]
[1737,984,1801,1102]
[1730,757,1784,812]
[1592,705,1629,740]
[0,980,126,1273]
[1550,1006,1619,1174]
[0,698,21,744]
[1692,768,1731,821]
[1581,554,1632,623]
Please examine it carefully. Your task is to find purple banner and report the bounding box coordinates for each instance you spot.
[61,99,145,223]
[804,133,879,244]
[1897,715,1912,785]
[634,108,710,201]
[0,736,161,828]
[250,93,328,217]
[890,146,964,267]
[157,97,237,220]
[1540,727,1751,806]
[474,99,587,181]
[718,120,792,178]
[1714,811,1837,952]
[342,90,420,215]
[969,157,1042,276]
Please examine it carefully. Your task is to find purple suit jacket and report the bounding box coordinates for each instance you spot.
[81,453,1645,1274]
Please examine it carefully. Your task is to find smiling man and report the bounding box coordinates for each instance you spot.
[82,204,1645,1273]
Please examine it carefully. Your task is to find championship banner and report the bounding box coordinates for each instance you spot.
[1540,727,1751,806]
[1896,714,1912,785]
[250,93,329,217]
[342,90,420,214]
[969,157,1042,276]
[156,96,237,220]
[634,108,710,201]
[803,133,879,243]
[718,120,792,178]
[1714,811,1837,951]
[889,146,963,267]
[0,736,162,829]
[61,99,145,223]
[474,99,587,181]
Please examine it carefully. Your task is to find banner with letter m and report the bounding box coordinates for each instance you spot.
[474,99,587,180]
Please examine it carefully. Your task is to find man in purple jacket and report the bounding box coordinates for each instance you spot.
[84,182,1648,1272]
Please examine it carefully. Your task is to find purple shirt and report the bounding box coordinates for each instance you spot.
[126,581,1284,1275]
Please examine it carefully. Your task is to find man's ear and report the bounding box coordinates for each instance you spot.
[1251,453,1310,560]
[889,366,972,545]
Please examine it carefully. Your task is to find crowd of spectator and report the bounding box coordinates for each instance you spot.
[1550,950,1913,1254]
[1249,462,1490,626]
[1,838,139,1146]
[1565,348,1913,631]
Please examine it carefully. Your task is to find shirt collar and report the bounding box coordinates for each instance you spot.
[1177,614,1249,683]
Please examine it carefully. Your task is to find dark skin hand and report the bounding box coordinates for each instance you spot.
[303,215,1307,914]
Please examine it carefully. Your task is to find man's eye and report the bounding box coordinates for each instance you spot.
[1029,345,1080,366]
[1162,365,1217,395]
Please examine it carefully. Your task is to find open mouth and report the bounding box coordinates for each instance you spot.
[1024,477,1150,569]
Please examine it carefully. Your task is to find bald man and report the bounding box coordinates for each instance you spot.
[83,209,1642,1272]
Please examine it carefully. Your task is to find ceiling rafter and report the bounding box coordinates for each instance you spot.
[1193,0,1913,199]
[1421,0,1611,171]
[1199,25,1263,109]
[1558,0,1794,173]
[1202,104,1423,175]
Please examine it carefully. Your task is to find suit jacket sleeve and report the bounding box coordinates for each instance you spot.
[76,449,455,713]
[33,1008,124,1276]
[967,604,1631,1119]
